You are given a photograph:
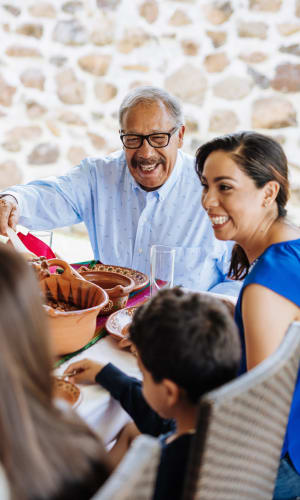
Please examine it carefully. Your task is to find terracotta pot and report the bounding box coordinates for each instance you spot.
[40,259,109,356]
[79,270,135,315]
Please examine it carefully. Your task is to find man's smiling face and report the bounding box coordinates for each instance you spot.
[121,101,185,191]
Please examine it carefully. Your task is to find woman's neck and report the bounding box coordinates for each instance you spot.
[241,218,300,264]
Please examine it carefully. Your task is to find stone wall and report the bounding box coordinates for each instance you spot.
[1,0,300,227]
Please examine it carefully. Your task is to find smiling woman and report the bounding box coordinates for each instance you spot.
[195,131,300,500]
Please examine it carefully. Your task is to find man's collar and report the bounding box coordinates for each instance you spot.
[127,150,183,200]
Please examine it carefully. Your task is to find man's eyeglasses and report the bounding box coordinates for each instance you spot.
[120,126,179,149]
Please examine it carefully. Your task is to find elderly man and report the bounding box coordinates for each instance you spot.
[0,86,240,294]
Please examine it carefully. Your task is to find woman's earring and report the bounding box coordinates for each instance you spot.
[263,200,268,207]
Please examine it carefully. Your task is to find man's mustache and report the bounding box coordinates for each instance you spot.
[131,154,166,169]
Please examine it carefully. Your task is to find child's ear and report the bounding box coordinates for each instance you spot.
[162,379,180,407]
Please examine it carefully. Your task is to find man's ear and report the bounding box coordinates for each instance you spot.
[162,379,180,407]
[178,125,185,148]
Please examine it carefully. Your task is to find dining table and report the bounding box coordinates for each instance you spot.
[54,261,151,446]
[54,260,237,447]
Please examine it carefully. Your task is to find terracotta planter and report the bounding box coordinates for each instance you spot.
[40,259,109,356]
[79,270,135,315]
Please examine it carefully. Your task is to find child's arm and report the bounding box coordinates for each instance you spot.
[97,363,175,436]
[64,359,175,436]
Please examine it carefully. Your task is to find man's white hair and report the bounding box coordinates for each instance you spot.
[119,86,184,129]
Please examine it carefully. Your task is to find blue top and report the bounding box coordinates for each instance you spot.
[235,239,300,472]
[4,149,241,295]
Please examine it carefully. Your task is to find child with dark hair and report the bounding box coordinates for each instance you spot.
[65,288,241,500]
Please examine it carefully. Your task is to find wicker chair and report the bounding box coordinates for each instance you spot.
[183,321,300,500]
[92,434,161,500]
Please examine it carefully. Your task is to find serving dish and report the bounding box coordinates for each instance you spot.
[40,259,109,356]
[76,263,149,293]
[53,377,82,409]
[78,270,135,315]
[105,306,139,341]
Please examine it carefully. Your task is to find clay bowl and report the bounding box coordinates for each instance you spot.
[40,259,109,356]
[79,270,135,315]
[53,377,81,409]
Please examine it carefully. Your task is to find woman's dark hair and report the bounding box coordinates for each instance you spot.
[129,287,241,404]
[195,131,290,279]
[0,244,110,500]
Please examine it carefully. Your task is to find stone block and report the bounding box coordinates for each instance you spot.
[206,30,227,47]
[16,23,43,39]
[238,20,268,39]
[168,9,192,26]
[252,97,297,128]
[213,75,253,100]
[117,28,152,54]
[181,39,199,56]
[249,0,282,11]
[0,75,16,107]
[28,143,60,165]
[165,64,207,105]
[0,161,23,189]
[271,63,300,92]
[204,1,233,25]
[20,68,45,90]
[67,146,87,165]
[204,52,229,72]
[88,132,107,150]
[139,0,159,24]
[78,54,111,76]
[28,3,56,17]
[209,109,239,132]
[94,81,117,102]
[6,45,42,57]
[53,20,88,46]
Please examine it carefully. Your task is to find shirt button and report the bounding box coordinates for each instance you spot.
[139,248,143,254]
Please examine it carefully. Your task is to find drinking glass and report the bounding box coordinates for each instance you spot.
[29,230,53,248]
[150,245,176,297]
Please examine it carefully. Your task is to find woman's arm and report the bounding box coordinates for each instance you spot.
[242,283,300,371]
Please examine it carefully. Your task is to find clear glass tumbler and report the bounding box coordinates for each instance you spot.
[150,244,176,297]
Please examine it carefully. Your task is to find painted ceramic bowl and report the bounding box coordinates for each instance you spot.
[78,270,135,315]
[40,259,109,356]
[53,377,81,408]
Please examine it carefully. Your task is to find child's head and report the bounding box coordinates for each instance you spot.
[129,288,241,415]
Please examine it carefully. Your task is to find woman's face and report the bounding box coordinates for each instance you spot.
[201,150,266,245]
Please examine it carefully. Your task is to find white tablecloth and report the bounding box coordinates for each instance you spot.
[54,291,236,446]
[55,335,141,446]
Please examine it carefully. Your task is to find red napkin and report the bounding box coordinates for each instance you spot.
[17,232,56,259]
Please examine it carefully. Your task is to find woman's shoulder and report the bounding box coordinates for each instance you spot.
[245,238,300,305]
[262,237,300,263]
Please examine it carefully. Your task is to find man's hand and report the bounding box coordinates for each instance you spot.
[63,358,105,384]
[0,195,19,236]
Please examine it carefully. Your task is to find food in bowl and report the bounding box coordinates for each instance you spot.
[45,296,80,312]
[28,255,51,280]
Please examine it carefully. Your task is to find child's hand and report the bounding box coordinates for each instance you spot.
[63,358,104,384]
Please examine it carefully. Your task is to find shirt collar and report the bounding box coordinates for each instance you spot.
[127,150,183,201]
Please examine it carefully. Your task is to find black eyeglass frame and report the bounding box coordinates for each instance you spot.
[119,126,180,149]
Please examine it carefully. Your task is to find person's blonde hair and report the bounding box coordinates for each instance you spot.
[0,244,110,500]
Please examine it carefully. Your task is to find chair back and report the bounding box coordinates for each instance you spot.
[92,435,161,500]
[183,321,300,500]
